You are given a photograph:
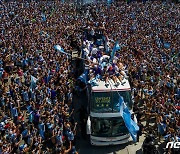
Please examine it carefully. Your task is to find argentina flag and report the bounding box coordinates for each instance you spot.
[54,45,71,56]
[119,96,139,142]
[110,41,120,62]
[30,75,38,90]
[88,74,100,87]
[78,70,89,84]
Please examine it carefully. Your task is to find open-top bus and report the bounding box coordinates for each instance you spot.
[86,78,135,146]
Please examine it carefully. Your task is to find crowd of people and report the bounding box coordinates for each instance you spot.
[0,0,82,153]
[0,0,179,153]
[82,0,179,153]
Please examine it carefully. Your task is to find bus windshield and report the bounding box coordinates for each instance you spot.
[91,117,129,137]
[91,91,132,113]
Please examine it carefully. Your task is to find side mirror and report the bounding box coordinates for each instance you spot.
[86,116,91,135]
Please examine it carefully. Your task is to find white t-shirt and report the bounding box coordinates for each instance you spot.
[91,47,98,55]
[92,58,98,64]
[113,56,119,64]
[84,48,90,56]
[114,65,119,72]
[87,57,97,64]
[99,55,110,64]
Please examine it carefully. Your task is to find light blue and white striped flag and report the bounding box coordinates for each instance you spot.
[54,45,71,56]
[78,70,89,84]
[110,41,120,62]
[119,96,139,142]
[30,75,37,89]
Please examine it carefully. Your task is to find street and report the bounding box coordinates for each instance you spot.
[73,90,145,154]
[76,133,145,154]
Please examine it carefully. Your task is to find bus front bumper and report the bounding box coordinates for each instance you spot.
[90,134,131,146]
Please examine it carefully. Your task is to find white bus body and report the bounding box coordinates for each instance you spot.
[87,78,135,146]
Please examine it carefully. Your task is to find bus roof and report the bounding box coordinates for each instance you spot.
[91,78,131,92]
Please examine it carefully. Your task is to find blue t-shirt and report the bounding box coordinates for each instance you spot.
[51,90,56,99]
[93,67,102,76]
